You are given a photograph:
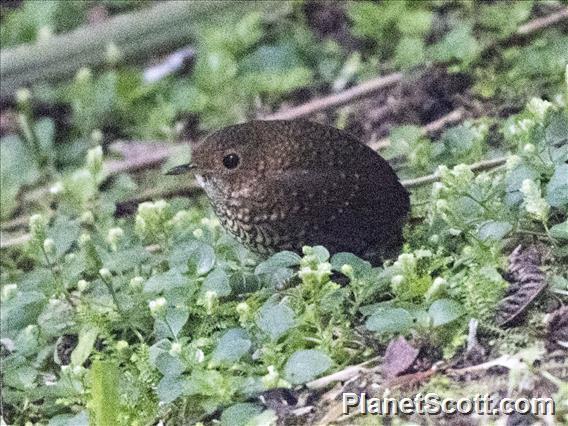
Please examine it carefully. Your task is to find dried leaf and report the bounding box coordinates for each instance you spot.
[546,306,568,352]
[496,245,547,327]
[383,336,419,379]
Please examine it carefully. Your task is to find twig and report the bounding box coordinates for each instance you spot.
[306,356,381,390]
[401,157,507,189]
[369,108,466,150]
[516,8,568,35]
[263,73,404,121]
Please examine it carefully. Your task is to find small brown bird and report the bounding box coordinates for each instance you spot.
[168,120,409,264]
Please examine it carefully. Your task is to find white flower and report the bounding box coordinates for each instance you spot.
[192,228,204,239]
[86,146,103,177]
[106,227,124,251]
[523,143,536,154]
[527,98,553,121]
[394,253,416,274]
[195,349,205,363]
[29,214,47,241]
[77,280,89,292]
[75,67,92,83]
[16,88,31,105]
[49,181,64,195]
[149,297,167,316]
[520,179,549,222]
[90,129,103,144]
[116,340,129,351]
[169,342,182,356]
[391,275,405,287]
[1,284,18,300]
[129,276,144,290]
[78,233,91,246]
[43,238,56,256]
[99,268,112,281]
[262,365,280,388]
[340,264,354,277]
[80,211,95,225]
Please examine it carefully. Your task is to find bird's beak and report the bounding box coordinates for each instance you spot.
[165,163,195,175]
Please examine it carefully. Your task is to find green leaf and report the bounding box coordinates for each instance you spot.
[255,251,301,274]
[71,326,98,367]
[169,241,215,276]
[202,268,231,297]
[395,37,425,69]
[212,328,252,364]
[365,308,414,334]
[428,298,465,327]
[1,291,46,335]
[90,360,120,426]
[101,246,150,273]
[144,270,189,293]
[330,252,372,277]
[545,111,568,148]
[476,221,513,241]
[47,215,80,258]
[311,246,330,262]
[157,374,188,404]
[505,163,539,206]
[549,220,568,240]
[3,364,38,390]
[221,403,264,426]
[149,340,185,377]
[256,299,295,340]
[0,135,40,219]
[546,164,568,208]
[165,305,189,339]
[48,411,89,426]
[430,25,480,65]
[284,349,332,385]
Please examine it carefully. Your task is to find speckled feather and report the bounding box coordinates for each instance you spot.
[190,119,410,263]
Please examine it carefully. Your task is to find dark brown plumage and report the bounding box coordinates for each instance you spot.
[168,119,410,264]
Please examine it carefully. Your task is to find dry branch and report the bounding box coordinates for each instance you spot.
[401,157,507,189]
[369,108,466,151]
[263,73,404,121]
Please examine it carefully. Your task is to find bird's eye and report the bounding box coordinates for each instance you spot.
[222,153,240,169]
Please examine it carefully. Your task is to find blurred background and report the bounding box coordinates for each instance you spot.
[2,0,567,226]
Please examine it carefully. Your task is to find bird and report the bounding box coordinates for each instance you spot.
[167,119,410,264]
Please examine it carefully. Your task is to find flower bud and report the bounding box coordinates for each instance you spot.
[49,181,64,195]
[16,88,31,106]
[1,284,18,300]
[75,67,92,83]
[105,42,123,64]
[106,227,124,251]
[99,268,112,281]
[90,129,103,144]
[204,291,218,314]
[523,143,536,154]
[29,214,47,242]
[262,365,280,388]
[77,279,89,292]
[169,342,182,356]
[43,238,56,256]
[149,297,167,317]
[86,146,103,177]
[116,340,129,351]
[195,349,205,363]
[80,211,95,226]
[391,274,405,287]
[129,276,144,291]
[78,233,91,246]
[340,264,354,278]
